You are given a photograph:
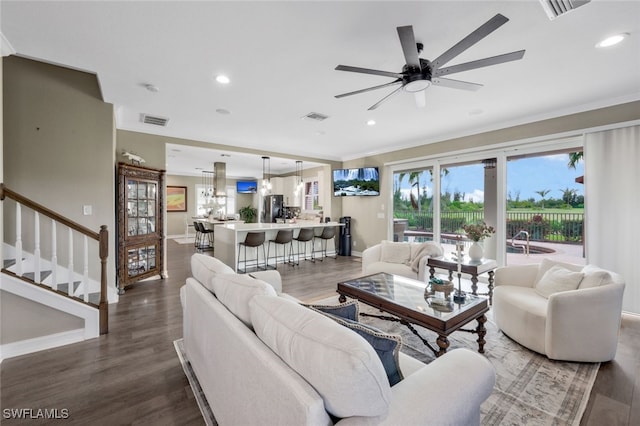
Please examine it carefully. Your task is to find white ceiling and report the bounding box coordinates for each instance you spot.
[2,1,639,177]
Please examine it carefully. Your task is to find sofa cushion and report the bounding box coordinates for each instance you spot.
[304,300,359,321]
[365,261,417,280]
[493,286,547,354]
[534,258,583,286]
[535,265,584,299]
[249,295,392,418]
[191,253,234,291]
[380,240,411,264]
[211,274,277,328]
[579,265,613,289]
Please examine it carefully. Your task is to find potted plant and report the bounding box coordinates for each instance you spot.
[239,206,258,223]
[462,221,495,261]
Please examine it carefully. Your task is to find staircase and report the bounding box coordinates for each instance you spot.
[1,183,109,358]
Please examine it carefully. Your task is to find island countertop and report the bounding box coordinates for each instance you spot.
[217,221,342,232]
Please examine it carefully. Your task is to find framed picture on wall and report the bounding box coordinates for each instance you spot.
[167,186,187,212]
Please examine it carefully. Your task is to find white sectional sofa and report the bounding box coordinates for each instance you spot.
[493,258,625,362]
[361,240,443,282]
[182,253,495,425]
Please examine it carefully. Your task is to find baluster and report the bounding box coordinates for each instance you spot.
[15,203,23,277]
[34,212,41,283]
[67,228,74,297]
[51,219,58,290]
[83,235,89,302]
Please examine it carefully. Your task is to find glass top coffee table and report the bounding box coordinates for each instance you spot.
[337,272,489,357]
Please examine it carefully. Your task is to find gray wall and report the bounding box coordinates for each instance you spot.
[3,56,116,342]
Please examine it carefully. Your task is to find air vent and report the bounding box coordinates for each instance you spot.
[140,113,169,126]
[539,0,591,20]
[302,112,329,122]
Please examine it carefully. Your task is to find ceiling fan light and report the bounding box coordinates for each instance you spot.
[404,79,431,93]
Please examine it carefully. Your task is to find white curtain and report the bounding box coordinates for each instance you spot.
[585,125,640,313]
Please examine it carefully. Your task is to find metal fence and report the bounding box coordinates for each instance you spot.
[394,210,584,244]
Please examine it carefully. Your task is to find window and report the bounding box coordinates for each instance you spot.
[304,179,320,210]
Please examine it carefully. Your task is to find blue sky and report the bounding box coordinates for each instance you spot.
[397,154,585,203]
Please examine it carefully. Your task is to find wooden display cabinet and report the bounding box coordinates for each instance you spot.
[117,162,165,294]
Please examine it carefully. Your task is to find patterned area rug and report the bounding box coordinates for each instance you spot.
[356,303,599,426]
[175,304,599,426]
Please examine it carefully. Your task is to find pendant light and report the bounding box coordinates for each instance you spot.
[261,156,272,195]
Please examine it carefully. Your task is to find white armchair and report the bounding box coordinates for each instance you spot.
[492,259,625,362]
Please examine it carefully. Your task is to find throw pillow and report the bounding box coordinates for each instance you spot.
[211,274,277,328]
[303,300,359,321]
[535,265,584,299]
[190,253,234,291]
[249,295,392,418]
[579,265,612,289]
[380,240,411,264]
[534,258,582,286]
[315,312,403,386]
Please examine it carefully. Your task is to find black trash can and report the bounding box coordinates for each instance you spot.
[339,216,352,256]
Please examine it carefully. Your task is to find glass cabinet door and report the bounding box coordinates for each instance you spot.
[126,179,158,237]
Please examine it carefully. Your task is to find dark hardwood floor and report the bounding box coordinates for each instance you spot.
[1,241,637,425]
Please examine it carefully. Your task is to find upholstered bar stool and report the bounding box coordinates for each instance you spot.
[196,222,214,251]
[267,229,295,269]
[314,226,337,261]
[294,228,315,264]
[237,231,266,273]
[193,221,202,248]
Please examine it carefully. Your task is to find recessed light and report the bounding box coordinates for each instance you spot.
[216,75,230,84]
[366,120,376,126]
[596,33,628,48]
[216,108,231,115]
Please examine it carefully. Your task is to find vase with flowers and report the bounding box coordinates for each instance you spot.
[462,221,495,261]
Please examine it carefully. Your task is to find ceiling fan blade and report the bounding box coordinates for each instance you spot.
[335,65,404,79]
[434,50,525,77]
[414,91,426,108]
[431,13,509,69]
[368,85,404,110]
[432,77,483,91]
[397,25,421,70]
[335,80,402,98]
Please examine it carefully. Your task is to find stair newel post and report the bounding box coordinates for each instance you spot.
[15,202,23,277]
[83,235,89,303]
[67,228,74,297]
[34,212,41,283]
[99,225,109,335]
[51,219,58,291]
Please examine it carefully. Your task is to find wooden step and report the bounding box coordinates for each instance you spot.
[57,281,81,294]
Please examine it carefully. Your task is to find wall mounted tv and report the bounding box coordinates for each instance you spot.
[333,167,380,197]
[236,180,258,194]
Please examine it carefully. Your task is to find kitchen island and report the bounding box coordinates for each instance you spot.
[214,221,343,271]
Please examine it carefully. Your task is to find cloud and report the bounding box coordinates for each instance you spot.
[464,189,485,203]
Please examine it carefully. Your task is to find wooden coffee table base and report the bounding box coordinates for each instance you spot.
[359,311,487,358]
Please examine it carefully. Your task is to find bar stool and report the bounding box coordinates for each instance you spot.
[294,228,315,264]
[196,222,214,251]
[193,222,202,248]
[237,231,266,273]
[267,229,295,269]
[314,226,337,261]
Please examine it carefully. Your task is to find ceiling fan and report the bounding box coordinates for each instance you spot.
[334,13,525,110]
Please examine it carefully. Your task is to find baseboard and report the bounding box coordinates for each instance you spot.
[0,328,86,361]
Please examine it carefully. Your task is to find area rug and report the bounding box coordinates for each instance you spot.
[356,303,599,426]
[174,304,598,426]
[172,236,195,245]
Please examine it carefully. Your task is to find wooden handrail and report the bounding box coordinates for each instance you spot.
[1,183,109,335]
[0,183,99,241]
